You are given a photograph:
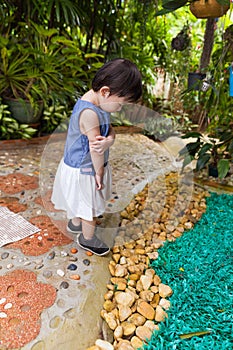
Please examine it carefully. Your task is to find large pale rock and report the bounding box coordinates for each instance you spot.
[114,326,123,340]
[155,305,168,322]
[115,292,135,307]
[153,275,161,286]
[118,305,132,322]
[139,290,154,302]
[140,275,153,290]
[112,254,121,263]
[147,251,159,260]
[95,339,114,350]
[117,340,134,350]
[103,300,115,312]
[159,298,171,310]
[144,320,159,332]
[130,336,143,349]
[135,325,152,342]
[115,264,128,277]
[104,313,118,330]
[127,313,146,326]
[121,321,136,336]
[158,283,173,298]
[136,300,155,320]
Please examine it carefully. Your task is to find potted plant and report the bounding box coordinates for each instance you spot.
[179,130,233,178]
[0,24,78,124]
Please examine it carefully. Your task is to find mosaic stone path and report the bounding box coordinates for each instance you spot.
[0,133,183,349]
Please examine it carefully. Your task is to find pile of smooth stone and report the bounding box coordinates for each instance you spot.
[88,171,209,350]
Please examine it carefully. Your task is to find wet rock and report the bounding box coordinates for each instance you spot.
[49,316,61,329]
[60,281,69,289]
[57,269,65,277]
[67,263,77,271]
[1,252,9,259]
[63,308,76,319]
[43,270,52,279]
[83,258,90,266]
[47,251,55,260]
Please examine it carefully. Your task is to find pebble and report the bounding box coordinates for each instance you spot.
[47,251,55,260]
[35,264,44,270]
[0,312,7,318]
[67,263,77,271]
[60,251,68,257]
[57,269,65,277]
[60,281,69,289]
[83,259,90,266]
[86,251,93,256]
[1,252,9,259]
[43,270,53,279]
[70,248,78,254]
[6,263,13,269]
[0,298,6,304]
[69,256,78,262]
[4,303,12,309]
[70,274,80,280]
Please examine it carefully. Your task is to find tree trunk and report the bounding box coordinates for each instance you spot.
[199,18,215,71]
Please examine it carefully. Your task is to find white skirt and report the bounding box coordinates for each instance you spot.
[51,159,112,221]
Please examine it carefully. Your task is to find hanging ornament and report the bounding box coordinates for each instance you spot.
[171,25,191,51]
[190,0,229,19]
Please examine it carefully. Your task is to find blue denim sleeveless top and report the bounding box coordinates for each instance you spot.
[63,99,110,175]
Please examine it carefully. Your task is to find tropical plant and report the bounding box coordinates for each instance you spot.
[40,104,71,135]
[0,99,36,139]
[179,130,233,178]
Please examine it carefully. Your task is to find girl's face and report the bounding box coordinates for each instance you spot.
[98,87,129,112]
[100,95,127,113]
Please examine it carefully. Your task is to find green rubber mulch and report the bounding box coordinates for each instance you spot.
[143,192,233,350]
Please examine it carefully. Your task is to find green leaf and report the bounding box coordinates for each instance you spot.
[162,0,188,10]
[196,154,211,171]
[228,140,233,155]
[219,131,233,143]
[182,154,194,169]
[217,159,230,179]
[198,143,212,156]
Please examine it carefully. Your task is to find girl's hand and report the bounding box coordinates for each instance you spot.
[95,173,104,190]
[90,135,115,155]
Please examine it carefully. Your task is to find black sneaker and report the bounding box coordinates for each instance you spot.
[67,219,82,233]
[77,233,110,256]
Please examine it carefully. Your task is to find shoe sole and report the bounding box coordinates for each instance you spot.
[76,234,110,257]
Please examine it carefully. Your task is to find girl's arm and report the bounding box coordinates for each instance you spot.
[89,124,115,155]
[80,109,104,190]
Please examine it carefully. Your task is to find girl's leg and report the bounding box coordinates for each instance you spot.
[78,218,110,256]
[81,218,96,240]
[71,217,81,226]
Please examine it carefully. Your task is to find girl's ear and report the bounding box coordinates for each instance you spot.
[100,86,110,98]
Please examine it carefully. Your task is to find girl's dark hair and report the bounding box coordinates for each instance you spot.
[92,58,142,102]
